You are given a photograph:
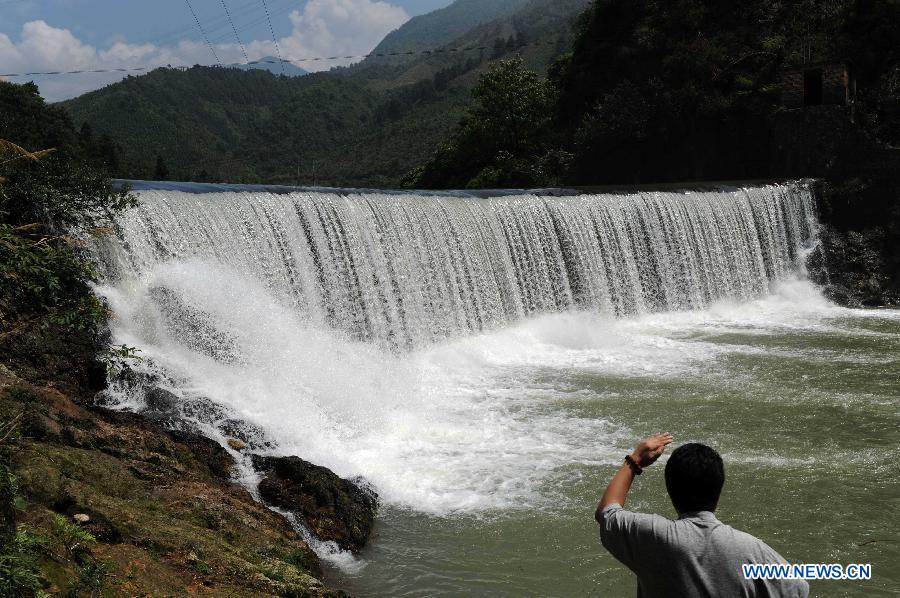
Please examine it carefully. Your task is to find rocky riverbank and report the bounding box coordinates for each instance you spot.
[0,350,375,596]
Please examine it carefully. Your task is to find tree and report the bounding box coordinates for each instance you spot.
[79,122,94,145]
[550,0,799,184]
[406,58,556,189]
[0,81,136,385]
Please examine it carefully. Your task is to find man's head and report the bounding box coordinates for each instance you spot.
[664,443,725,514]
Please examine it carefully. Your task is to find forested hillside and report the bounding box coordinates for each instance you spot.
[63,68,381,184]
[60,0,588,187]
[412,0,899,188]
[363,0,532,67]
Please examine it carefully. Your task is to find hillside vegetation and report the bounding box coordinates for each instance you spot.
[60,0,589,187]
[363,0,532,67]
[408,0,898,186]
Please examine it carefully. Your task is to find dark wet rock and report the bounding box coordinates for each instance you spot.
[252,455,378,552]
[159,417,205,438]
[181,396,230,424]
[808,223,900,308]
[167,429,235,480]
[144,387,180,413]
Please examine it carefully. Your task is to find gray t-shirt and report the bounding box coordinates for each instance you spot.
[599,504,810,598]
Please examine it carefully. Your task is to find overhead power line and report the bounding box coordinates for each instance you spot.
[1,38,563,78]
[260,0,285,75]
[220,0,250,63]
[183,0,223,66]
[147,0,289,50]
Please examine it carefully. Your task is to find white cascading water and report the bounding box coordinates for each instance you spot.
[93,182,819,516]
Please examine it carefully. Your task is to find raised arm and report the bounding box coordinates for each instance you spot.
[596,433,673,522]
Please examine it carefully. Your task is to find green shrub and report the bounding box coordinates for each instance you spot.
[68,558,111,598]
[0,528,48,597]
[51,514,95,559]
[0,81,138,368]
[0,224,109,333]
[101,344,143,378]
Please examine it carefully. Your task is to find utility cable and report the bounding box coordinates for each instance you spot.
[260,0,285,75]
[183,0,223,66]
[1,39,559,78]
[220,0,250,63]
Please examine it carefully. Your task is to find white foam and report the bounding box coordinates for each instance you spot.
[95,256,898,518]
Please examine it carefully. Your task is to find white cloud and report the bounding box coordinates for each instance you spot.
[0,0,409,101]
[278,0,408,61]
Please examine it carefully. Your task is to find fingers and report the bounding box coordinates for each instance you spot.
[653,432,674,445]
[636,433,675,461]
[645,432,675,444]
[644,433,674,453]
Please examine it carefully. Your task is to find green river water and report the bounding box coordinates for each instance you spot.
[330,283,899,597]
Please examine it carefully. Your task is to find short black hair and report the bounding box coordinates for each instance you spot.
[664,443,725,513]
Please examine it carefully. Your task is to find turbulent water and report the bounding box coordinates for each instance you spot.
[92,182,900,596]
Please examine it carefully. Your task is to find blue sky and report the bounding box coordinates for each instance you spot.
[0,0,452,100]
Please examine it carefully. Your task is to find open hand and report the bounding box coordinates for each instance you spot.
[630,432,674,468]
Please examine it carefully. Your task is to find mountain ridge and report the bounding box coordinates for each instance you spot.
[363,0,532,67]
[231,56,308,77]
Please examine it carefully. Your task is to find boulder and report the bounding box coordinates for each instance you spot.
[180,396,230,424]
[166,429,235,480]
[144,387,179,413]
[252,456,377,552]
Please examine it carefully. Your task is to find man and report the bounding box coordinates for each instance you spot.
[596,433,809,597]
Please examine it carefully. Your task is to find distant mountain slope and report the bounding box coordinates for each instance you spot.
[60,0,590,187]
[62,67,372,183]
[364,0,590,89]
[232,56,308,77]
[364,0,531,66]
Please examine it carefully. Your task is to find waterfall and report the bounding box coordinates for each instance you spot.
[91,180,824,516]
[97,182,818,350]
